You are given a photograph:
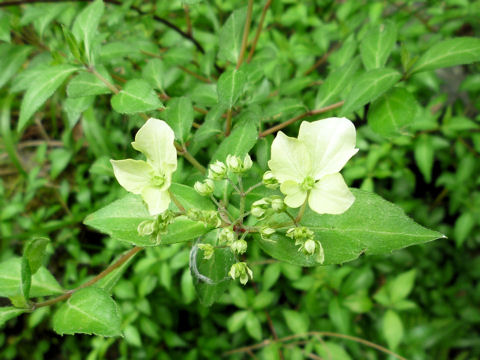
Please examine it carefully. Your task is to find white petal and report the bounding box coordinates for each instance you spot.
[110,159,152,194]
[280,180,308,208]
[308,173,355,214]
[131,118,177,173]
[141,186,171,215]
[298,118,358,179]
[268,131,312,183]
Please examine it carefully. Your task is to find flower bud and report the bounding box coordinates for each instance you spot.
[228,262,253,285]
[187,209,221,228]
[194,179,215,196]
[137,219,156,236]
[208,160,227,180]
[226,154,252,173]
[270,196,286,212]
[251,198,270,218]
[260,227,276,240]
[198,243,214,260]
[218,227,236,245]
[304,239,316,255]
[231,239,248,254]
[286,226,314,242]
[262,171,279,189]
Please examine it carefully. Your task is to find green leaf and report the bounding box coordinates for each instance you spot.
[23,237,50,275]
[0,307,26,328]
[20,258,31,302]
[255,189,444,266]
[245,312,263,341]
[315,342,352,360]
[95,250,139,293]
[1,95,26,177]
[191,244,235,306]
[0,44,32,88]
[72,0,105,64]
[454,212,475,247]
[282,309,310,334]
[18,64,78,132]
[218,7,247,63]
[190,105,225,154]
[0,258,63,298]
[227,310,248,332]
[382,309,404,350]
[341,68,401,115]
[0,12,11,43]
[329,297,351,333]
[368,87,417,136]
[67,68,112,98]
[217,68,247,108]
[49,148,73,179]
[360,21,397,70]
[315,57,361,108]
[164,97,194,143]
[84,184,213,247]
[410,37,480,74]
[111,79,163,114]
[53,287,121,337]
[212,118,258,162]
[388,269,416,303]
[142,58,166,91]
[414,134,434,183]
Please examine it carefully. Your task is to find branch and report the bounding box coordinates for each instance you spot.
[259,101,344,137]
[32,246,143,309]
[236,0,254,69]
[247,0,272,63]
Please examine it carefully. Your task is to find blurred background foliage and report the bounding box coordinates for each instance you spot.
[0,0,479,359]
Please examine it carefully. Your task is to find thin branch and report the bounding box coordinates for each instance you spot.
[32,246,143,309]
[178,65,211,83]
[259,101,344,137]
[88,67,119,94]
[303,43,340,76]
[176,143,207,174]
[184,4,192,36]
[237,0,254,69]
[247,0,272,63]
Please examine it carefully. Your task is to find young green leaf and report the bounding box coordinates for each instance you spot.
[218,7,247,63]
[0,12,11,43]
[382,309,404,350]
[0,44,32,88]
[23,237,50,275]
[212,118,257,162]
[414,134,434,183]
[217,68,247,108]
[410,37,480,74]
[388,269,416,303]
[368,87,417,136]
[18,64,78,132]
[72,0,105,64]
[67,67,112,98]
[255,189,445,266]
[164,97,194,144]
[53,287,121,337]
[0,307,26,328]
[245,312,263,341]
[360,21,397,70]
[142,58,166,91]
[282,309,310,334]
[111,79,163,114]
[341,68,401,115]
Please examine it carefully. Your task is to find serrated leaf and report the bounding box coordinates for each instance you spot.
[72,0,105,64]
[190,245,235,306]
[0,307,26,328]
[0,44,32,88]
[382,309,404,350]
[111,79,163,114]
[360,21,397,70]
[218,7,247,63]
[53,287,121,337]
[217,68,247,108]
[0,258,63,298]
[255,189,444,266]
[342,68,401,115]
[164,97,194,143]
[212,118,257,162]
[18,64,78,132]
[67,68,112,98]
[368,87,417,136]
[411,37,480,74]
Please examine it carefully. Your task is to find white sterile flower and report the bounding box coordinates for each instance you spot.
[111,118,177,216]
[268,117,358,215]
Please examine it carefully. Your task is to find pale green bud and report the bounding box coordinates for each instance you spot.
[286,226,314,242]
[260,227,276,240]
[270,196,286,212]
[242,154,253,171]
[137,219,156,236]
[251,198,270,218]
[304,239,316,255]
[194,179,215,196]
[226,154,252,173]
[218,227,236,245]
[198,243,214,260]
[228,262,253,285]
[262,171,279,189]
[231,239,248,255]
[208,160,227,180]
[187,209,221,228]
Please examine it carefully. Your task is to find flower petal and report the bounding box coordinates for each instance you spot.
[110,159,152,194]
[280,180,308,208]
[141,186,171,215]
[308,173,355,214]
[131,118,177,173]
[298,118,358,179]
[268,131,312,183]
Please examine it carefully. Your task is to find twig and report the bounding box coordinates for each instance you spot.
[303,43,340,76]
[247,0,272,63]
[237,0,254,69]
[259,101,344,137]
[184,4,192,36]
[178,65,211,83]
[88,67,119,94]
[32,246,143,309]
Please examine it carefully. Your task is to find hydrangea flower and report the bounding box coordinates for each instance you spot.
[268,117,358,215]
[110,118,177,216]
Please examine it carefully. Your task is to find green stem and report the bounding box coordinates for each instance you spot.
[88,66,119,94]
[295,198,308,224]
[238,177,246,225]
[244,182,263,195]
[169,190,186,213]
[180,145,207,174]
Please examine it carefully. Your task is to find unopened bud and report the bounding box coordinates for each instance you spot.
[270,196,285,212]
[304,239,316,255]
[262,171,279,189]
[260,227,276,240]
[194,179,215,196]
[251,198,270,218]
[208,160,227,180]
[187,209,221,228]
[198,243,214,260]
[286,226,314,242]
[218,227,236,245]
[231,239,248,254]
[137,219,156,236]
[228,262,253,285]
[226,154,252,173]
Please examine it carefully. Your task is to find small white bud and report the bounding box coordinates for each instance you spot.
[304,239,316,255]
[270,196,285,212]
[226,154,252,173]
[242,154,253,171]
[137,219,156,236]
[208,160,227,180]
[262,171,279,189]
[251,198,270,218]
[260,227,276,240]
[218,227,236,245]
[229,262,253,285]
[198,243,215,260]
[231,239,248,255]
[194,179,215,196]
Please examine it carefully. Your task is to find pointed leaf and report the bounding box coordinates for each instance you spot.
[0,307,27,328]
[53,287,121,336]
[360,21,397,70]
[382,310,404,350]
[0,44,32,88]
[212,118,257,162]
[218,7,247,63]
[67,67,112,98]
[111,79,163,114]
[217,68,247,108]
[23,237,50,275]
[72,0,105,64]
[164,97,194,143]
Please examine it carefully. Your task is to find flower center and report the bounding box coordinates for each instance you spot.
[151,173,167,188]
[301,176,315,191]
